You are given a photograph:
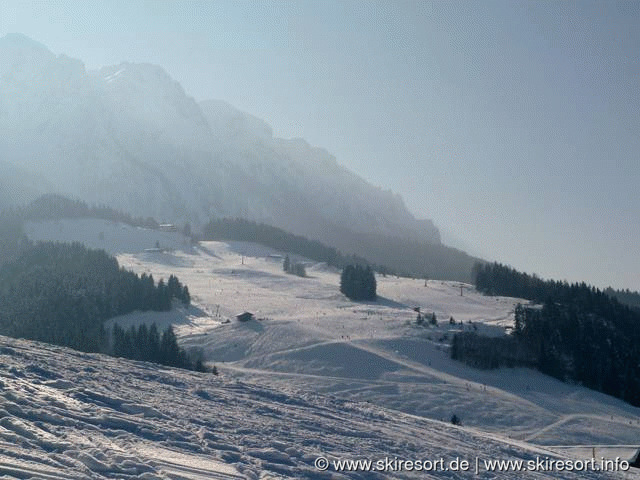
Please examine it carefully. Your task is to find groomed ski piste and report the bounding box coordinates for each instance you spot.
[3,217,637,479]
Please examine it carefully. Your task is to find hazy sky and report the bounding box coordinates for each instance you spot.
[2,1,639,290]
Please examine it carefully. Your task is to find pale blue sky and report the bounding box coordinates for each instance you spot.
[1,1,638,290]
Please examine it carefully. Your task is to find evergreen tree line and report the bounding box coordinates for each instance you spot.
[513,300,640,406]
[0,242,190,356]
[416,311,438,326]
[451,331,537,369]
[472,262,640,407]
[111,323,207,371]
[202,218,483,283]
[474,261,640,310]
[334,230,481,283]
[282,255,306,277]
[603,287,640,311]
[340,264,377,301]
[202,218,377,270]
[18,194,159,229]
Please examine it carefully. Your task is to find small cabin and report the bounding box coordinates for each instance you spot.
[236,312,255,322]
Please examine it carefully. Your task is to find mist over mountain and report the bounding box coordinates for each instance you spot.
[0,33,440,248]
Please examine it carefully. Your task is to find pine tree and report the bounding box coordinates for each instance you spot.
[168,275,180,298]
[181,285,190,305]
[148,323,161,362]
[136,323,150,360]
[451,334,460,360]
[514,303,525,335]
[160,325,181,367]
[294,263,306,277]
[112,324,125,357]
[365,266,376,300]
[155,279,171,311]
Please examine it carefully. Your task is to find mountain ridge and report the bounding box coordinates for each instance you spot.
[0,33,439,243]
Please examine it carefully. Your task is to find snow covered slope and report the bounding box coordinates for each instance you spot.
[1,336,636,479]
[115,240,640,443]
[24,218,191,256]
[18,218,640,478]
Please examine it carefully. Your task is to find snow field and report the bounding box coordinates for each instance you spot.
[15,218,640,478]
[114,237,640,442]
[3,335,636,479]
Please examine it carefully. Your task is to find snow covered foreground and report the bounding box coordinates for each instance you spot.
[0,336,633,479]
[14,218,640,478]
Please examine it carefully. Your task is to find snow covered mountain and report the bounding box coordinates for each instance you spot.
[0,33,440,246]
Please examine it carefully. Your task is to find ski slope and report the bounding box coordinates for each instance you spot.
[5,334,636,479]
[14,218,640,478]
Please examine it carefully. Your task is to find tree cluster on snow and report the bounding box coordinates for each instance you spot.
[340,264,377,301]
[451,331,537,369]
[0,242,190,355]
[111,323,205,371]
[282,255,306,277]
